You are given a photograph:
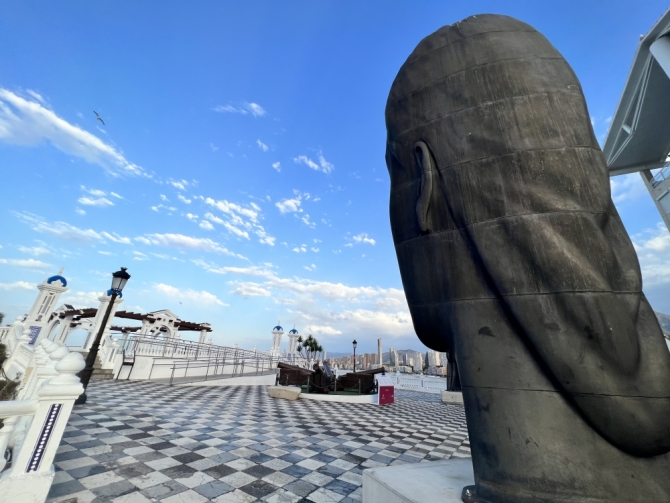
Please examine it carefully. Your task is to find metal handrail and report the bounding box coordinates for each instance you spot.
[123,335,268,362]
[651,165,670,187]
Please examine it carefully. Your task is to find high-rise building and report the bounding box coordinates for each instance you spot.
[414,352,424,372]
[390,347,400,368]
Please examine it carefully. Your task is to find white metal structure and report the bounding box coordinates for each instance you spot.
[603,8,670,231]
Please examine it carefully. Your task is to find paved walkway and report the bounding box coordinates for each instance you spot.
[47,381,470,503]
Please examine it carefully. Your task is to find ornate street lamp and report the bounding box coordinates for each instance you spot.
[352,339,358,373]
[75,267,130,405]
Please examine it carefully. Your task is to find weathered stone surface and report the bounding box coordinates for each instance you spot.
[267,385,301,400]
[441,391,463,406]
[386,13,670,503]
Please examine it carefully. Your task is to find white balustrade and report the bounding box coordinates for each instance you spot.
[392,373,447,394]
[0,342,85,503]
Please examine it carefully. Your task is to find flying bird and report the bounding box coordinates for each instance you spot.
[94,111,105,126]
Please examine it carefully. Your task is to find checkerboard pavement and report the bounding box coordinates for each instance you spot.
[47,381,470,502]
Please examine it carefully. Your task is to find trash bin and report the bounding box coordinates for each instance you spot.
[375,374,394,405]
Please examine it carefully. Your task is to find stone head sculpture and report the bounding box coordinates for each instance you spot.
[386,14,670,502]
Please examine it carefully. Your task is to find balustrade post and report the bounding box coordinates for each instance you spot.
[0,351,84,503]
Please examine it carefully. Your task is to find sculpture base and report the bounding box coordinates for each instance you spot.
[441,391,464,405]
[362,458,473,503]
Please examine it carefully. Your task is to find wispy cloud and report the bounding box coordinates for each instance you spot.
[193,259,413,340]
[231,282,271,297]
[78,196,114,207]
[18,245,51,256]
[632,223,670,287]
[137,233,247,259]
[15,212,131,244]
[178,194,192,204]
[213,102,266,117]
[293,150,334,174]
[352,233,376,245]
[610,173,647,205]
[169,179,189,190]
[0,258,52,270]
[293,245,307,253]
[0,281,34,291]
[203,197,274,246]
[275,197,302,214]
[0,88,147,177]
[301,214,316,228]
[272,162,281,172]
[155,282,228,306]
[256,139,269,152]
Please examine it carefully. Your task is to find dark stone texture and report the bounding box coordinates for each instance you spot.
[386,13,670,503]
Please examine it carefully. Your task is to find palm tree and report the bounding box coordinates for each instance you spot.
[296,335,324,365]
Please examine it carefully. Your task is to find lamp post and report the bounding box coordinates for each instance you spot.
[75,267,130,405]
[352,339,357,373]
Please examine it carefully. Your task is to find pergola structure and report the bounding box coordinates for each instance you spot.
[47,307,212,345]
[603,8,670,231]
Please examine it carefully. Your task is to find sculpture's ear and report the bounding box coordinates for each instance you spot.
[414,141,437,235]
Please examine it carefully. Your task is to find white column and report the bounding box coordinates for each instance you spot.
[84,293,124,351]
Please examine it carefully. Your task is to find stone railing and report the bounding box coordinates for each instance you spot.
[393,373,447,394]
[0,340,85,503]
[0,327,10,342]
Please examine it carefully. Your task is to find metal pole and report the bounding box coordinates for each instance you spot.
[353,347,356,373]
[75,291,117,404]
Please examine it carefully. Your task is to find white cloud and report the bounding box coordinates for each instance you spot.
[80,186,107,197]
[0,258,52,270]
[15,212,131,244]
[256,139,269,152]
[98,250,114,256]
[26,90,44,103]
[203,197,274,246]
[186,213,199,221]
[293,150,334,174]
[18,246,51,256]
[169,179,188,190]
[213,102,266,117]
[78,196,114,207]
[352,233,376,245]
[610,173,647,205]
[293,245,307,253]
[311,247,320,253]
[61,291,103,307]
[138,233,246,259]
[110,192,122,199]
[276,197,302,214]
[293,155,319,171]
[192,259,274,278]
[199,220,214,231]
[304,264,317,271]
[160,194,169,201]
[272,162,281,172]
[133,251,149,261]
[155,283,228,306]
[151,204,177,213]
[178,194,192,204]
[632,223,670,287]
[75,208,86,215]
[301,214,316,228]
[0,281,34,291]
[0,88,146,177]
[202,259,414,340]
[230,282,271,297]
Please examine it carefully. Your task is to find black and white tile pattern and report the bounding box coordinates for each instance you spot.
[47,381,470,502]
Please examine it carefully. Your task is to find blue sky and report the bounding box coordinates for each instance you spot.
[1,1,670,354]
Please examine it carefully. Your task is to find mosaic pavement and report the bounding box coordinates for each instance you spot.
[47,381,470,503]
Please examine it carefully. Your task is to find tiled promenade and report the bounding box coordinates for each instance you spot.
[47,381,470,502]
